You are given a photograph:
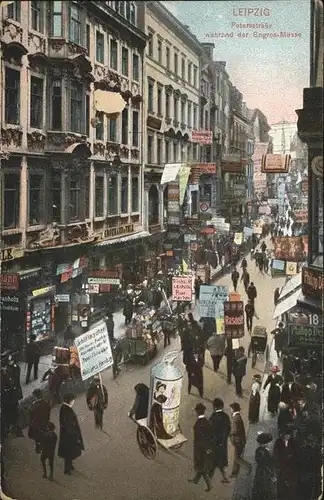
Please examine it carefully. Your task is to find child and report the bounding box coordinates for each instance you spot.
[40,422,57,481]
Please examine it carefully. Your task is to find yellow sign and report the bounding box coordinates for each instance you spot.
[0,247,24,262]
[32,286,56,297]
[234,233,243,245]
[286,262,297,275]
[216,318,224,335]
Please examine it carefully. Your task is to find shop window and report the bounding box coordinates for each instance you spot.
[121,177,128,213]
[132,54,139,81]
[96,112,104,140]
[5,68,20,125]
[96,31,104,63]
[29,174,44,225]
[148,80,154,113]
[122,47,129,76]
[95,174,104,217]
[166,46,170,69]
[173,142,177,162]
[165,93,170,117]
[69,172,81,221]
[8,0,21,22]
[174,53,178,75]
[132,110,139,147]
[70,80,83,133]
[121,108,128,144]
[203,183,212,200]
[157,40,162,63]
[69,2,82,45]
[108,116,117,142]
[132,177,139,212]
[31,0,43,33]
[110,40,118,70]
[191,190,198,215]
[52,1,62,36]
[108,175,118,215]
[51,80,62,130]
[30,76,43,129]
[52,171,61,222]
[147,136,153,164]
[157,138,162,164]
[3,173,20,229]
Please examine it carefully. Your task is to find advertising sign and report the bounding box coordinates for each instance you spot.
[160,163,181,184]
[286,262,298,275]
[167,181,180,225]
[253,220,263,235]
[191,130,213,144]
[224,301,245,339]
[273,236,308,261]
[184,234,197,243]
[199,285,228,325]
[172,276,193,301]
[288,325,321,347]
[74,322,113,381]
[294,210,308,223]
[252,142,268,194]
[261,154,291,173]
[0,247,24,262]
[0,273,19,291]
[302,266,324,301]
[243,227,253,240]
[88,277,120,285]
[179,166,191,206]
[150,374,182,436]
[234,233,243,245]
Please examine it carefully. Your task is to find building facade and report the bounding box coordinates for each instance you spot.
[0,0,147,353]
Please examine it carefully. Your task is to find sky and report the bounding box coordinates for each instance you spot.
[161,0,310,124]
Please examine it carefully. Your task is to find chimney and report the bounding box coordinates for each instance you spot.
[202,43,214,60]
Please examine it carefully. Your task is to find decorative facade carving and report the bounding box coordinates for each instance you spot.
[28,32,46,53]
[67,223,98,244]
[93,141,106,156]
[27,131,46,149]
[1,20,23,44]
[120,146,129,158]
[47,132,87,147]
[1,128,23,147]
[29,223,60,249]
[131,147,140,160]
[106,141,120,155]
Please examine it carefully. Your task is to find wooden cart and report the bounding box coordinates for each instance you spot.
[248,325,269,368]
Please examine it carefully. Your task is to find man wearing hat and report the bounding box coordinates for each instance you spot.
[252,432,275,500]
[86,376,108,430]
[188,403,212,492]
[229,402,250,477]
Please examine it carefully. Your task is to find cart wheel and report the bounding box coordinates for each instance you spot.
[141,353,149,366]
[265,345,269,361]
[136,425,157,460]
[251,352,257,368]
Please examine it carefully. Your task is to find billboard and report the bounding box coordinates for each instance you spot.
[261,154,291,173]
[273,236,308,262]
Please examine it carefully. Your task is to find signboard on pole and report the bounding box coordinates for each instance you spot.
[172,276,193,301]
[74,322,113,380]
[224,301,245,339]
[199,285,228,324]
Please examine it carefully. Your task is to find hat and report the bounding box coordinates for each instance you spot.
[253,374,262,382]
[257,432,273,445]
[270,365,280,373]
[195,403,206,413]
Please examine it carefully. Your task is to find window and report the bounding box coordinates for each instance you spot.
[69,3,82,44]
[86,25,90,55]
[70,81,83,133]
[148,33,153,56]
[7,0,21,21]
[148,81,154,113]
[132,177,139,212]
[121,108,128,144]
[147,136,153,164]
[52,171,61,222]
[193,66,198,88]
[29,174,43,225]
[181,58,185,79]
[166,46,170,69]
[188,63,192,84]
[157,138,162,164]
[108,117,117,142]
[130,2,136,24]
[193,105,197,129]
[52,81,62,130]
[157,40,162,63]
[96,112,104,140]
[31,0,43,32]
[173,97,178,121]
[132,53,139,81]
[165,93,170,117]
[108,176,118,214]
[173,142,177,162]
[132,111,139,147]
[188,101,192,127]
[157,87,162,115]
[52,1,62,36]
[165,140,169,163]
[122,47,129,76]
[193,143,197,160]
[187,143,192,161]
[181,101,185,123]
[121,177,128,213]
[85,94,90,136]
[174,53,178,74]
[205,110,209,130]
[3,173,20,229]
[110,40,118,70]
[5,68,20,125]
[96,32,104,63]
[95,174,104,217]
[69,173,81,221]
[30,76,43,128]
[84,173,90,219]
[126,2,131,21]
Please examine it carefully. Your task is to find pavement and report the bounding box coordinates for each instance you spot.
[3,249,286,500]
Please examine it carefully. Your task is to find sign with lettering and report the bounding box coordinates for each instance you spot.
[55,294,70,303]
[191,131,213,145]
[199,285,228,322]
[224,301,245,339]
[301,266,324,302]
[288,325,321,347]
[172,276,193,301]
[0,273,19,291]
[0,247,24,262]
[87,277,120,285]
[32,286,56,297]
[74,322,113,381]
[261,154,291,173]
[0,294,21,312]
[89,269,119,278]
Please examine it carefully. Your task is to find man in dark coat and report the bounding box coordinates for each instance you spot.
[232,347,247,397]
[229,402,250,477]
[25,334,41,384]
[105,313,115,344]
[86,376,108,429]
[209,398,231,483]
[231,268,239,292]
[263,366,282,414]
[188,403,212,492]
[247,282,257,303]
[28,389,51,453]
[187,347,204,398]
[194,276,203,301]
[7,355,23,401]
[273,428,298,500]
[58,393,84,475]
[241,270,250,292]
[245,300,258,333]
[123,297,133,325]
[128,383,149,420]
[42,365,65,404]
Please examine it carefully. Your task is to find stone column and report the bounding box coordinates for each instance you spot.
[143,189,149,231]
[19,156,28,247]
[128,165,132,222]
[89,161,95,224]
[158,187,164,230]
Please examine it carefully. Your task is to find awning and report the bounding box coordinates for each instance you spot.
[272,288,302,319]
[297,294,323,312]
[278,272,302,301]
[95,231,150,247]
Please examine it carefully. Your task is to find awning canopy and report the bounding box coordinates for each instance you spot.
[272,287,302,319]
[278,272,302,301]
[95,231,150,247]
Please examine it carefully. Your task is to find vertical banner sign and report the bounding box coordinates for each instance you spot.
[168,181,180,225]
[178,166,191,206]
[199,285,228,334]
[252,142,269,196]
[172,276,192,301]
[74,322,113,380]
[224,301,245,339]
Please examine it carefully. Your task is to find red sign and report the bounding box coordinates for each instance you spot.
[89,269,119,278]
[99,284,112,293]
[191,130,212,144]
[224,301,245,338]
[200,227,216,235]
[192,163,216,174]
[302,266,324,302]
[273,236,308,262]
[0,273,19,291]
[295,210,308,223]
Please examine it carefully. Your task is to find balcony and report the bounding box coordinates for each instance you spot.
[48,38,87,59]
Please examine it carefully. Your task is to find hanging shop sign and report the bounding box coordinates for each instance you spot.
[224,301,245,339]
[199,285,228,327]
[311,156,323,177]
[32,285,56,297]
[74,322,114,381]
[261,154,291,173]
[273,236,308,262]
[234,233,243,245]
[288,325,321,347]
[200,227,215,235]
[88,284,100,294]
[160,163,182,184]
[200,202,209,212]
[87,277,120,285]
[0,247,24,262]
[184,234,197,243]
[88,269,119,278]
[301,266,324,302]
[172,276,193,301]
[253,220,263,235]
[193,163,216,174]
[0,273,20,291]
[294,210,308,223]
[191,130,213,144]
[55,294,70,303]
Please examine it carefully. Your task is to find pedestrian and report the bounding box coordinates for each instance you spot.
[28,389,51,454]
[249,374,261,423]
[274,287,280,306]
[112,340,122,379]
[232,347,247,397]
[187,347,204,398]
[231,268,239,292]
[206,334,225,372]
[105,313,115,344]
[188,403,212,492]
[240,258,247,272]
[247,282,257,303]
[86,376,108,430]
[128,383,149,420]
[241,270,250,292]
[194,276,203,301]
[40,421,57,481]
[25,334,41,384]
[251,432,275,500]
[7,355,23,401]
[245,300,258,333]
[263,253,270,273]
[263,366,282,415]
[209,398,231,483]
[271,322,285,360]
[58,393,84,475]
[229,402,250,478]
[42,365,65,404]
[273,428,298,500]
[277,402,293,434]
[123,297,133,325]
[1,367,15,437]
[261,241,267,253]
[258,254,264,273]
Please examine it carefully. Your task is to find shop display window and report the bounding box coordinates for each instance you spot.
[31,298,52,342]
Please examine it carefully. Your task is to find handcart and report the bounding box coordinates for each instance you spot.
[248,325,269,368]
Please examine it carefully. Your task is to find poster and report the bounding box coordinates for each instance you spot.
[286,261,298,275]
[178,166,191,206]
[224,301,245,339]
[243,227,253,240]
[199,285,228,324]
[253,220,263,235]
[234,233,243,245]
[151,376,182,436]
[74,322,113,380]
[172,276,192,301]
[271,259,286,277]
[160,163,181,184]
[261,154,291,173]
[273,236,308,261]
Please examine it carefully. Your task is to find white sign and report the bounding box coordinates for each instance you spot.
[55,294,70,302]
[74,322,113,381]
[160,163,182,184]
[88,277,120,285]
[88,284,100,294]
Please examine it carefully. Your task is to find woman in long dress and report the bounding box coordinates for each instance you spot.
[249,375,261,423]
[252,432,276,500]
[150,382,173,439]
